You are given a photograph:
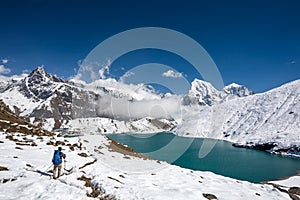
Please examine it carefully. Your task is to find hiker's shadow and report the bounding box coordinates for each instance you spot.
[36,170,52,178]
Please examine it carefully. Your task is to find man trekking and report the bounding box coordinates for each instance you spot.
[52,147,66,179]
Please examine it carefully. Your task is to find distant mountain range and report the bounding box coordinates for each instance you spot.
[183,79,254,106]
[0,67,299,156]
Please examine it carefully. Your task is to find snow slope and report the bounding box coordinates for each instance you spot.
[0,131,291,200]
[175,80,300,155]
[66,117,175,134]
[271,176,300,188]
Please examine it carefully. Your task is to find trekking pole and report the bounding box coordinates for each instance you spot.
[63,159,66,175]
[44,164,53,173]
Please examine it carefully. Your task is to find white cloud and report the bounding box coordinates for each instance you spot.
[1,58,8,64]
[74,63,97,82]
[0,65,11,74]
[162,70,183,78]
[11,73,28,80]
[98,58,112,79]
[22,69,30,74]
[77,59,82,66]
[120,71,135,82]
[96,95,181,120]
[0,73,28,82]
[74,58,113,82]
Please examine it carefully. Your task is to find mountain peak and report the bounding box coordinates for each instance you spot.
[223,83,254,97]
[190,79,217,93]
[28,66,65,83]
[187,79,220,106]
[225,83,242,88]
[34,65,46,74]
[184,79,254,106]
[29,66,49,79]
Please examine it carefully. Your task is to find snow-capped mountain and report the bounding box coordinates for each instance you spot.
[0,67,173,132]
[183,79,254,106]
[175,80,300,156]
[80,78,161,101]
[0,67,101,129]
[0,68,253,122]
[223,83,254,97]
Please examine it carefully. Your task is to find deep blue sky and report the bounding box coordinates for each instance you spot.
[0,0,299,93]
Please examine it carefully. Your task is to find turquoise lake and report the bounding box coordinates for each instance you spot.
[107,132,300,183]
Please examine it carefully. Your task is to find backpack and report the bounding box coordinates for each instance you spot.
[52,150,62,165]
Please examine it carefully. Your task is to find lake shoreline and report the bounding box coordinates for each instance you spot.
[107,132,300,183]
[106,133,298,184]
[107,131,300,159]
